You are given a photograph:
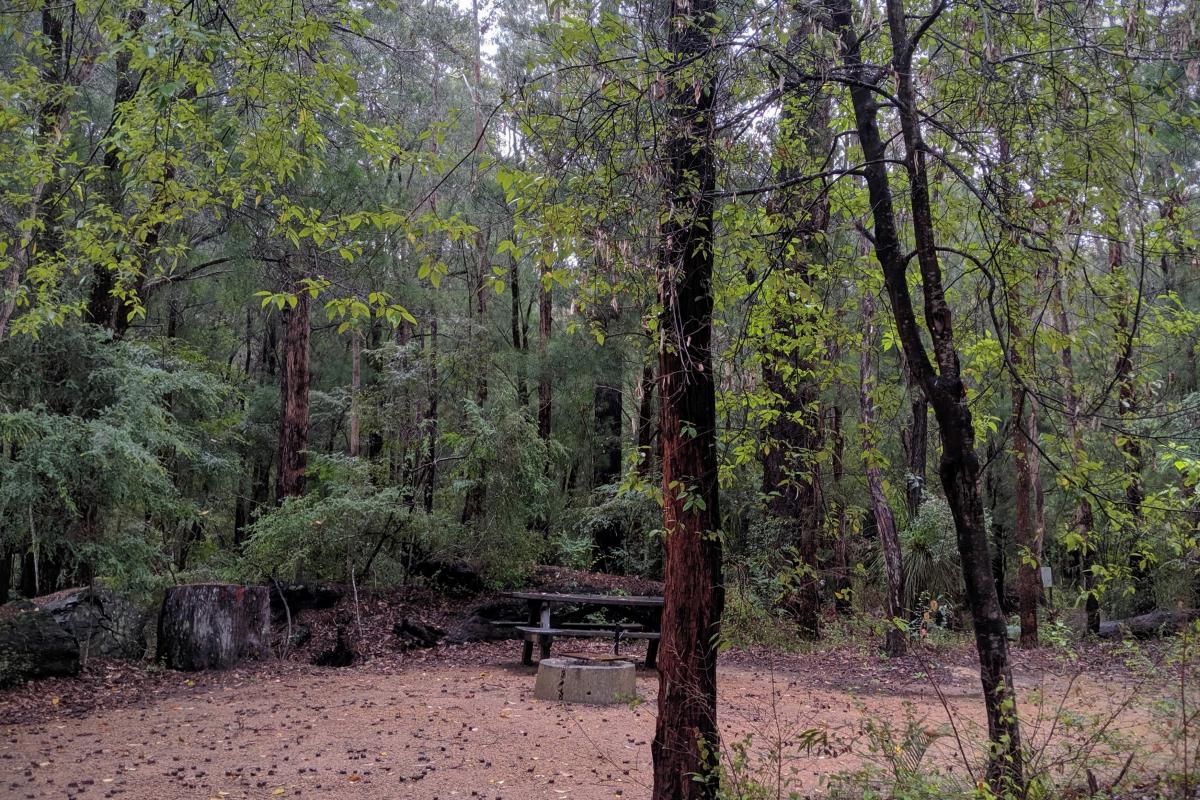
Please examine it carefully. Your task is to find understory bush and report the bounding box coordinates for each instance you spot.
[556,484,661,576]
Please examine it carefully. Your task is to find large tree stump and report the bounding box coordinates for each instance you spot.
[157,584,271,671]
[0,601,79,687]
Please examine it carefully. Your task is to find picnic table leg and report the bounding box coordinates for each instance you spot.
[521,600,540,666]
[539,633,552,661]
[645,638,659,670]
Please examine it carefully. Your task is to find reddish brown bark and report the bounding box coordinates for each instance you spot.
[277,290,311,501]
[650,0,723,795]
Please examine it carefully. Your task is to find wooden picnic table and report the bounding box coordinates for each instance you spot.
[502,591,664,668]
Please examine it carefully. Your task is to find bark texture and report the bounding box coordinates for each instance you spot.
[1052,266,1099,634]
[157,584,271,671]
[650,0,723,794]
[277,290,311,500]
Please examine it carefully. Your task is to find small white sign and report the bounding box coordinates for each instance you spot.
[1040,566,1053,588]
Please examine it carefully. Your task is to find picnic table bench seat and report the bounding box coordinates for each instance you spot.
[516,625,660,668]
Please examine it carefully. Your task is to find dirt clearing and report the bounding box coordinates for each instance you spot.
[0,642,1171,800]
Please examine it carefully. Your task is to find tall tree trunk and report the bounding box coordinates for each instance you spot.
[1110,233,1151,613]
[904,391,929,518]
[349,332,361,457]
[423,318,439,514]
[537,277,553,439]
[759,0,833,638]
[88,8,145,330]
[651,0,723,794]
[826,0,1023,784]
[1052,264,1099,633]
[277,289,311,501]
[829,402,851,614]
[1009,292,1039,648]
[860,291,906,657]
[511,255,530,409]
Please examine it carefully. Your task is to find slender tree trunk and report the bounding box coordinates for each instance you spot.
[1110,234,1151,612]
[1009,291,1039,648]
[511,255,530,409]
[88,9,145,330]
[423,317,439,514]
[277,288,311,501]
[759,0,833,638]
[904,393,929,518]
[349,333,361,457]
[635,360,656,476]
[860,291,906,657]
[651,0,723,794]
[827,0,1022,784]
[829,402,851,614]
[1052,265,1099,633]
[537,277,553,439]
[900,344,928,518]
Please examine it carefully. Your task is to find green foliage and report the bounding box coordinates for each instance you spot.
[897,496,966,610]
[446,403,554,587]
[238,453,422,586]
[0,325,237,599]
[556,485,661,576]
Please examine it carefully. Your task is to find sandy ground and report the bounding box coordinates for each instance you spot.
[0,641,1169,800]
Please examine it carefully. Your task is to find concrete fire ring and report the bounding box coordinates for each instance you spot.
[533,657,637,705]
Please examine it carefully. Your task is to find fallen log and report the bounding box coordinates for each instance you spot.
[1098,608,1200,640]
[157,584,271,671]
[393,618,444,648]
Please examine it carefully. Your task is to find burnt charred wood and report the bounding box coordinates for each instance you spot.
[312,625,356,667]
[393,618,445,648]
[0,601,79,687]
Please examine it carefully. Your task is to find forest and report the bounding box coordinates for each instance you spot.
[1,0,1199,798]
